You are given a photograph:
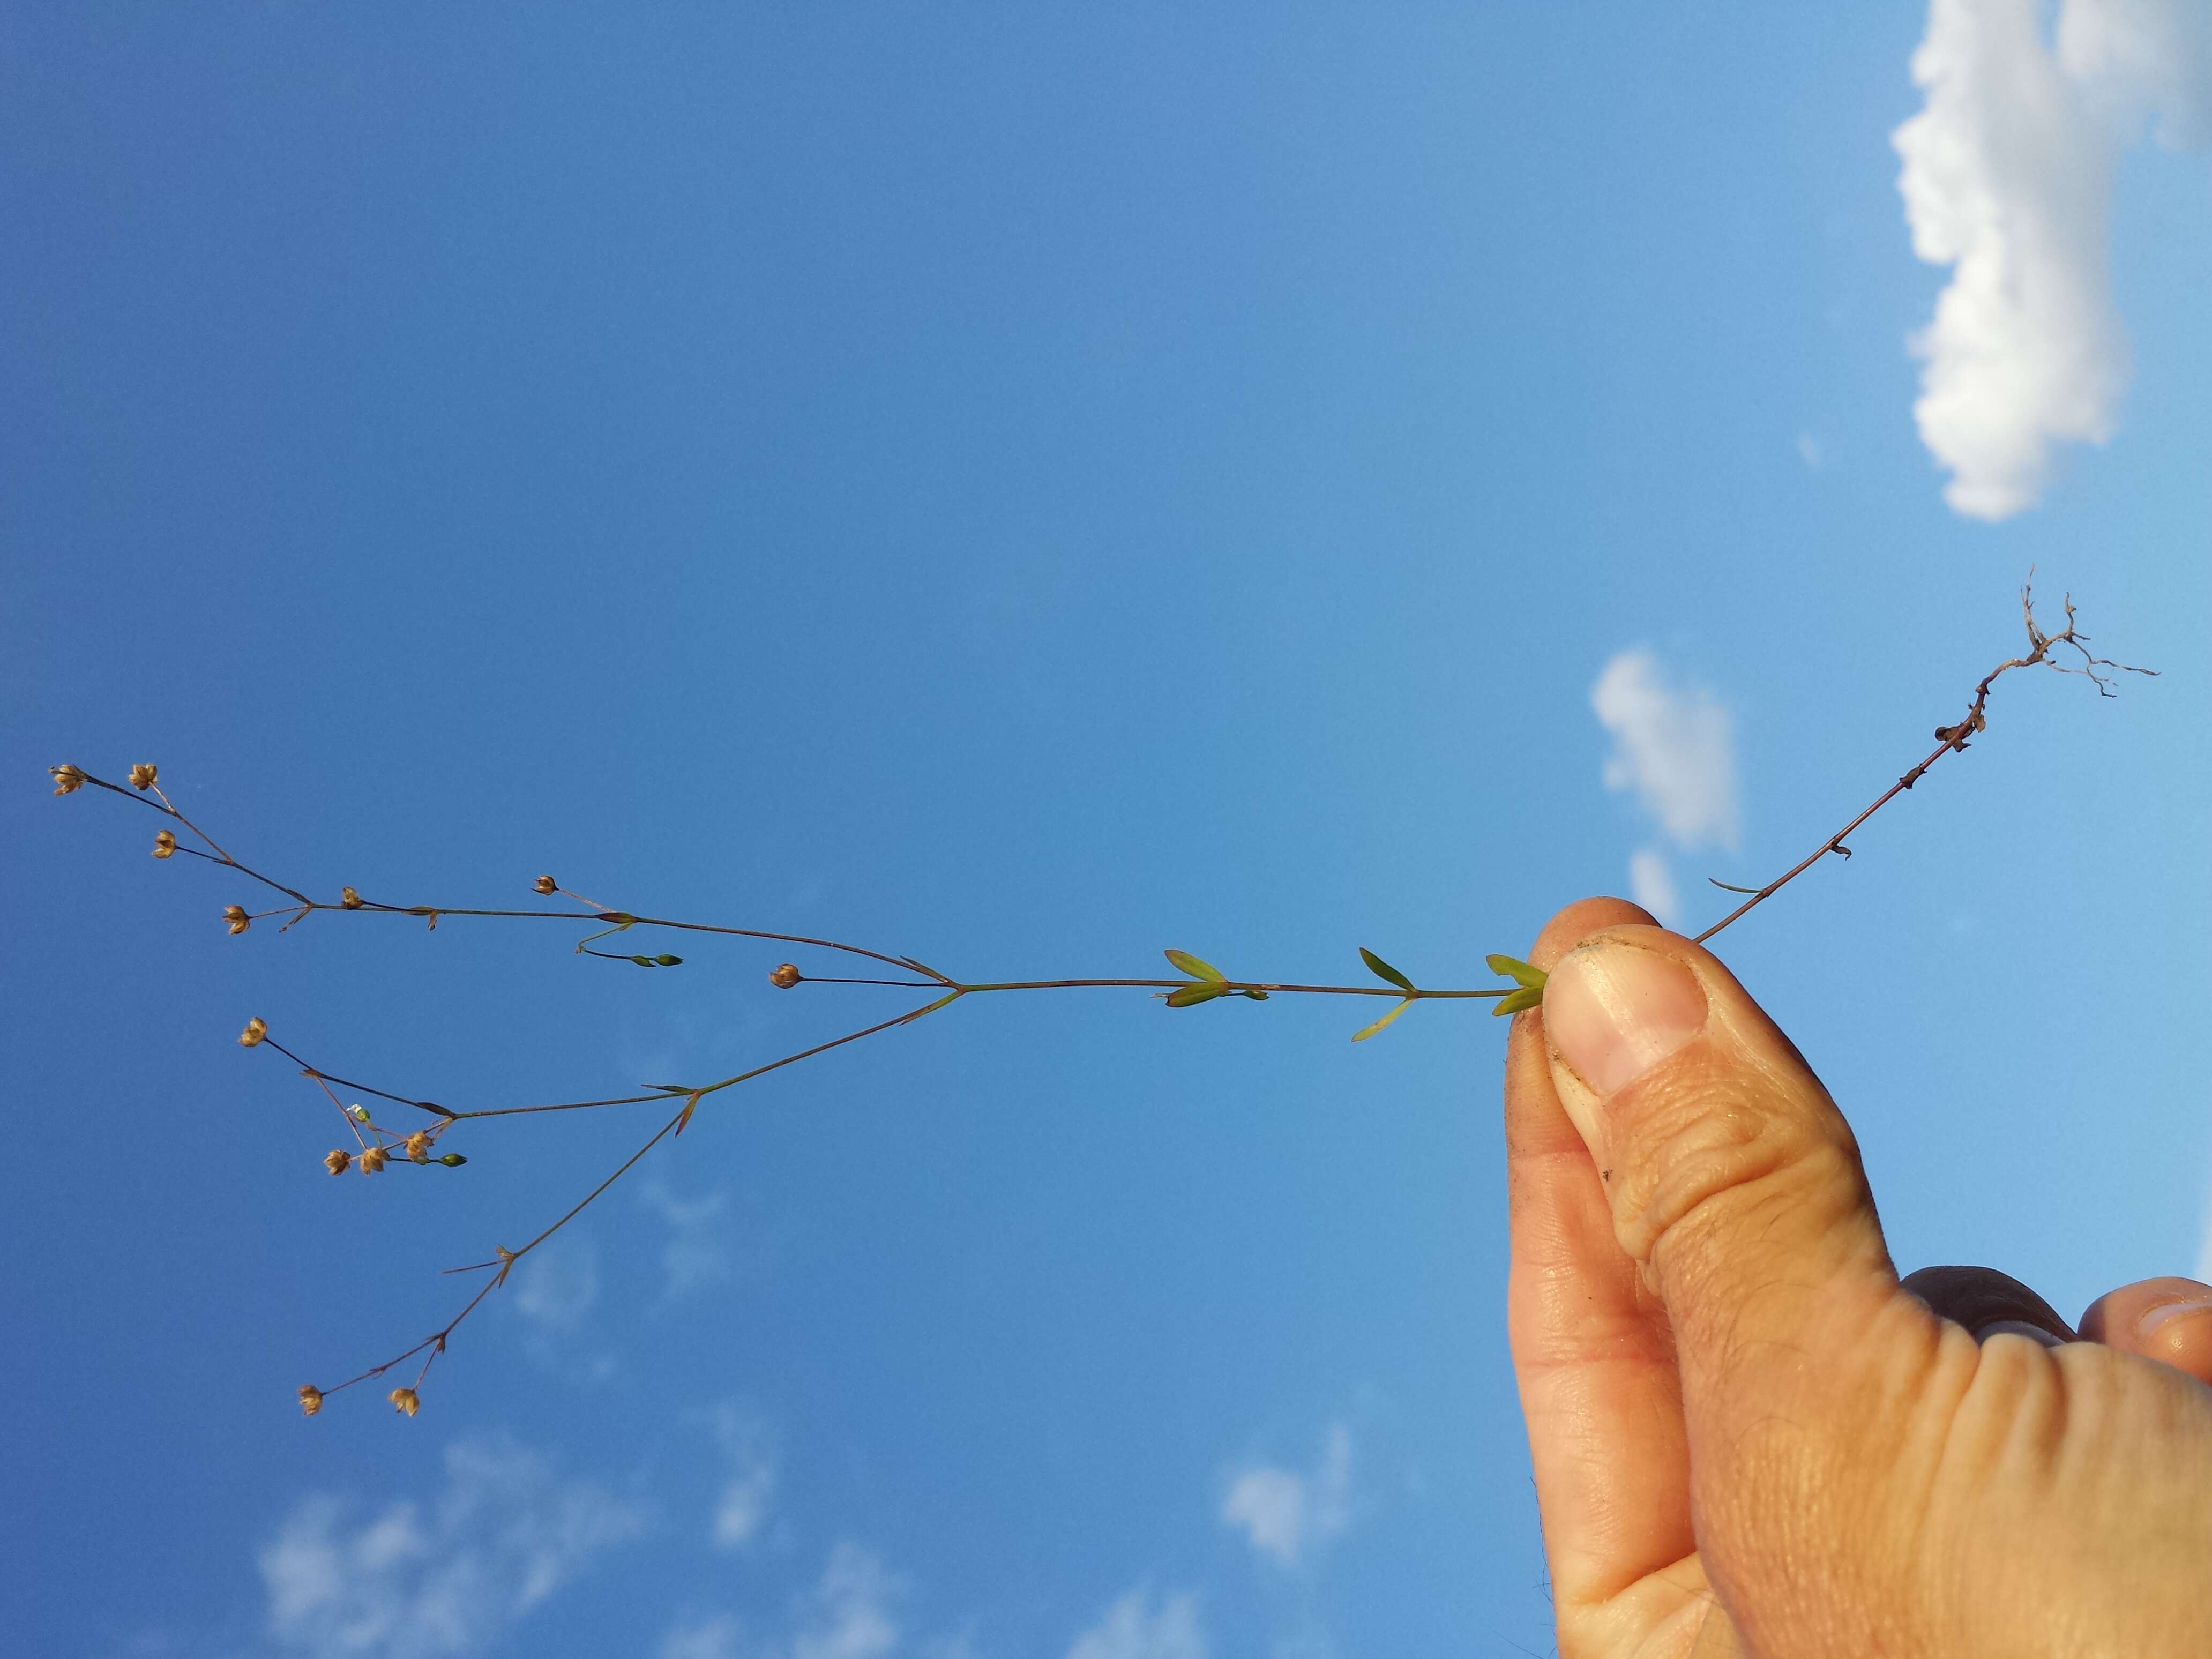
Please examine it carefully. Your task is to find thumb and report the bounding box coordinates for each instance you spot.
[1539,925,1904,1448]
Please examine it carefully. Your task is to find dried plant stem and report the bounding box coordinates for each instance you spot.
[1694,576,2152,945]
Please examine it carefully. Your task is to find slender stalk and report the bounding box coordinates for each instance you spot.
[46,577,2149,1413]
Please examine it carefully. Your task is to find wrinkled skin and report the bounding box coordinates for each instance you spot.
[1504,899,2212,1658]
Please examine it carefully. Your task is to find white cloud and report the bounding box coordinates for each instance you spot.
[1219,1423,1353,1571]
[1063,1588,1207,1659]
[706,1403,779,1550]
[1627,847,1683,928]
[640,1178,734,1299]
[1591,651,1739,853]
[258,1434,645,1659]
[662,1544,901,1659]
[511,1238,599,1333]
[1796,431,1828,469]
[1893,0,2212,520]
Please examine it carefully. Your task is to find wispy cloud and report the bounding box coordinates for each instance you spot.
[1063,1588,1208,1659]
[511,1237,600,1334]
[661,1544,901,1659]
[1893,0,2212,519]
[258,1434,645,1659]
[1591,649,1739,926]
[705,1402,779,1551]
[640,1178,735,1299]
[1591,651,1739,853]
[1626,848,1682,929]
[1219,1423,1353,1571]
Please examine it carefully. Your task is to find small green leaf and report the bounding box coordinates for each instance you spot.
[645,1082,692,1093]
[1165,983,1228,1007]
[630,954,657,966]
[1485,954,1548,990]
[1492,984,1544,1016]
[1240,988,1270,1000]
[653,954,683,966]
[1164,950,1228,984]
[1359,947,1415,992]
[1351,998,1414,1041]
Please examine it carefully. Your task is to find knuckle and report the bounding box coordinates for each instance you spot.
[1604,1053,1866,1280]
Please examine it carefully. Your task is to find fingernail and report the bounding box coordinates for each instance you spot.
[2138,1296,2212,1338]
[1543,940,1709,1096]
[1974,1319,2066,1349]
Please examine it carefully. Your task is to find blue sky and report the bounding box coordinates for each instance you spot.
[4,4,2208,1655]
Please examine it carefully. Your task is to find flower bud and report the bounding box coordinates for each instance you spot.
[360,1145,388,1174]
[347,1103,371,1123]
[297,1384,324,1417]
[128,764,158,790]
[339,887,364,909]
[49,764,86,795]
[153,829,177,858]
[388,1387,420,1417]
[325,1148,353,1176]
[533,875,557,895]
[223,905,251,935]
[439,1152,468,1167]
[769,963,803,989]
[238,1016,268,1047]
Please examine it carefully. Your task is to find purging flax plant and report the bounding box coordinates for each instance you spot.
[48,580,2150,1419]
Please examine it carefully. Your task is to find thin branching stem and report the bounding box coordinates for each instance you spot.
[1694,576,2152,944]
[48,576,2150,1411]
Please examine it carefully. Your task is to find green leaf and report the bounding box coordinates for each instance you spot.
[1359,947,1415,992]
[1485,954,1548,990]
[653,954,683,966]
[1492,984,1544,1017]
[1240,988,1270,1000]
[1163,950,1228,984]
[630,954,657,966]
[1350,998,1414,1041]
[1164,983,1228,1007]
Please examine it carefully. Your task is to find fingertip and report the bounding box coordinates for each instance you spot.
[2079,1277,2212,1385]
[1526,896,1661,973]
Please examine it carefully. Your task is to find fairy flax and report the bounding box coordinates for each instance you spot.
[48,577,2151,1416]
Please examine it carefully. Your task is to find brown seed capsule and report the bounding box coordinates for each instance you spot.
[297,1384,324,1417]
[223,905,251,935]
[50,764,87,795]
[533,875,557,895]
[128,764,158,790]
[769,963,803,989]
[404,1131,432,1163]
[339,887,364,909]
[359,1145,389,1175]
[325,1148,352,1176]
[153,829,177,858]
[238,1016,268,1047]
[388,1387,421,1417]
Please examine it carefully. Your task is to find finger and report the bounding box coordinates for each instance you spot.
[1504,896,1698,1613]
[1901,1265,2075,1347]
[2080,1276,2212,1386]
[1538,926,1917,1595]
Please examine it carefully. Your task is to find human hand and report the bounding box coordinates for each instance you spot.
[1503,898,2212,1657]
